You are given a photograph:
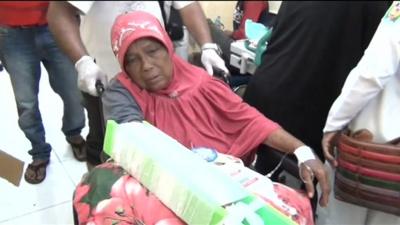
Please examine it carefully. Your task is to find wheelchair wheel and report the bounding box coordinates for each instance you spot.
[233,84,247,98]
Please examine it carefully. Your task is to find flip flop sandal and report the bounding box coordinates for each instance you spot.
[67,138,87,162]
[24,160,50,184]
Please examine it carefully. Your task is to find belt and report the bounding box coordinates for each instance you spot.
[334,129,400,216]
[338,130,400,157]
[339,150,400,173]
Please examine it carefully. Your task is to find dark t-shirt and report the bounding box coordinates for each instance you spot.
[243,1,390,159]
[102,78,144,124]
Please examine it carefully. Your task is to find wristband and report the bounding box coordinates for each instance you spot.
[201,43,222,56]
[293,146,315,165]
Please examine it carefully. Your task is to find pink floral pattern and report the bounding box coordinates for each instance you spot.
[74,163,184,225]
[74,162,312,225]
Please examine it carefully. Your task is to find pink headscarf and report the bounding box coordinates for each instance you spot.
[111,11,280,165]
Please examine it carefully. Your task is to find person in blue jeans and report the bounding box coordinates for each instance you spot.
[0,2,86,184]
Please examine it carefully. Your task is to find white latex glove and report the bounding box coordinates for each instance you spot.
[201,43,229,76]
[74,55,108,96]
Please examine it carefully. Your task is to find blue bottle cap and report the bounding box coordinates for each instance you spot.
[192,147,218,162]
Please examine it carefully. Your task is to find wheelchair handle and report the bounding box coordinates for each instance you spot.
[213,67,231,86]
[95,80,105,96]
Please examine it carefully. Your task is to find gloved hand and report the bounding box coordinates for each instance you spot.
[200,43,229,76]
[75,55,108,96]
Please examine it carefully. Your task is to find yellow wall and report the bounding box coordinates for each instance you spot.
[199,1,282,31]
[190,1,282,54]
[199,1,237,30]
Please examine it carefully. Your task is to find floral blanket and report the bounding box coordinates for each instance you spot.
[74,160,313,225]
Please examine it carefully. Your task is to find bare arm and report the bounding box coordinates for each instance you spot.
[263,127,331,207]
[179,2,212,46]
[262,127,304,153]
[47,1,88,63]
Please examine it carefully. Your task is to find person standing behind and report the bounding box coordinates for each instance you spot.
[47,1,229,169]
[242,1,390,214]
[320,2,400,224]
[0,1,86,184]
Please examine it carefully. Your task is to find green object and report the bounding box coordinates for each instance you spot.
[245,19,269,42]
[244,28,273,66]
[104,120,241,224]
[244,19,273,66]
[254,29,273,66]
[103,120,118,157]
[103,120,297,225]
[241,196,297,225]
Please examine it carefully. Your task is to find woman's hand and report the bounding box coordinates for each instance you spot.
[321,131,340,167]
[299,158,330,207]
[262,129,331,207]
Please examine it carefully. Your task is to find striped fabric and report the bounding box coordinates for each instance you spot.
[334,132,400,216]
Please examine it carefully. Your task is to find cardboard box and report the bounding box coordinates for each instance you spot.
[0,149,24,186]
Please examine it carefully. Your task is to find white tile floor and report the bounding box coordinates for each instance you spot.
[0,65,88,225]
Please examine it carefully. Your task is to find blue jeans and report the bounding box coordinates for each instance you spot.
[0,25,85,160]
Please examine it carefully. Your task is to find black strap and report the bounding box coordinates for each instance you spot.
[236,0,244,9]
[158,1,168,28]
[157,1,184,41]
[233,1,244,30]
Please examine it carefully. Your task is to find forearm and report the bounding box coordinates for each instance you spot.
[47,1,88,63]
[262,128,305,154]
[179,2,212,46]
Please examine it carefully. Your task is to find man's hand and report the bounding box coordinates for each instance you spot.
[322,131,340,168]
[75,56,108,96]
[201,43,229,75]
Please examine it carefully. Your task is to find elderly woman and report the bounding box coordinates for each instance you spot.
[73,11,330,225]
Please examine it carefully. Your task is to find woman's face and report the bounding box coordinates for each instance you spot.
[124,38,173,92]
